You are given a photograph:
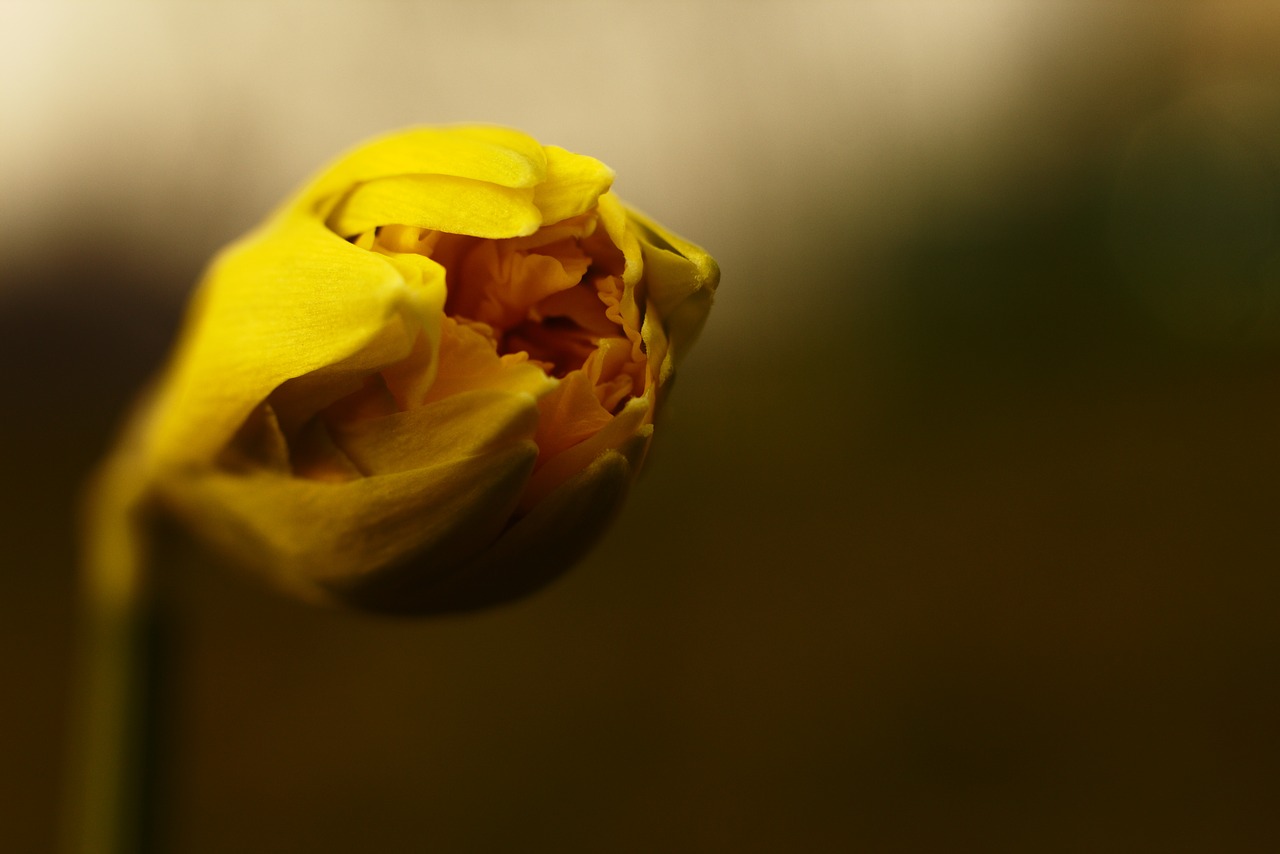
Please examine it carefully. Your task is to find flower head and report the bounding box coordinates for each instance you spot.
[97,126,717,613]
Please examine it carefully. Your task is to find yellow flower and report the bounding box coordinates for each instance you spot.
[90,126,717,613]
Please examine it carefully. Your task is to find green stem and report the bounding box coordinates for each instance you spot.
[62,445,158,854]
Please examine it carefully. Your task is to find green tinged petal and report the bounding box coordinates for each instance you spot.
[626,206,719,381]
[597,192,643,287]
[521,396,651,511]
[298,126,548,215]
[339,436,647,614]
[163,440,539,603]
[331,389,540,476]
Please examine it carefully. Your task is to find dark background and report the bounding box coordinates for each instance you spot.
[4,3,1280,851]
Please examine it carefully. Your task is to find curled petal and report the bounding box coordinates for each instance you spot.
[148,213,427,468]
[627,208,719,383]
[328,174,543,239]
[532,145,615,226]
[300,126,549,215]
[522,396,652,510]
[163,440,539,602]
[341,435,647,614]
[331,389,540,477]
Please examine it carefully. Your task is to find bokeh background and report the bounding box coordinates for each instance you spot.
[5,1,1280,851]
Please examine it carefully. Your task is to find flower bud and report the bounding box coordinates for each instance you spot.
[98,126,717,613]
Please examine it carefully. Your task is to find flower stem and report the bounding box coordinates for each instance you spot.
[62,447,159,854]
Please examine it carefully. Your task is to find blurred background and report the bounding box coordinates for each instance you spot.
[4,1,1280,851]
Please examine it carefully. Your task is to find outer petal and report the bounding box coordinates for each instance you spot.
[296,126,548,216]
[626,207,719,384]
[327,174,542,239]
[640,297,673,390]
[371,251,449,407]
[162,440,539,603]
[532,145,615,226]
[522,395,651,511]
[335,431,649,614]
[331,389,540,477]
[597,192,643,287]
[147,212,440,469]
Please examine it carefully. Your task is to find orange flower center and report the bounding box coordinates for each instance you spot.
[226,209,649,487]
[250,211,648,484]
[427,211,644,385]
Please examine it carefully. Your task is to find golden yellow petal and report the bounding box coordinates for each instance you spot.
[297,125,548,216]
[372,251,448,407]
[330,389,540,477]
[424,316,557,403]
[161,440,539,602]
[532,145,615,226]
[597,192,644,288]
[148,213,428,468]
[626,206,719,378]
[347,438,644,614]
[521,396,652,511]
[532,369,615,462]
[327,174,542,239]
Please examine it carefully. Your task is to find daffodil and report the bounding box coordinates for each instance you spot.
[88,125,718,613]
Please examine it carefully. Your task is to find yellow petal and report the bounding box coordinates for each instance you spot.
[597,192,643,288]
[532,145,615,226]
[148,213,429,468]
[330,389,540,477]
[298,125,548,216]
[640,297,674,389]
[626,206,719,379]
[327,174,542,239]
[161,440,538,602]
[521,396,652,511]
[532,369,615,462]
[626,206,721,295]
[373,251,448,407]
[351,439,644,614]
[424,316,557,403]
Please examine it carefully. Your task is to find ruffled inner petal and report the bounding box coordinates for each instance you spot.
[227,195,651,495]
